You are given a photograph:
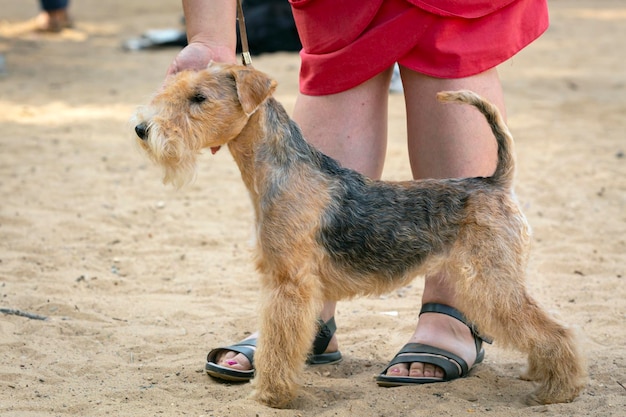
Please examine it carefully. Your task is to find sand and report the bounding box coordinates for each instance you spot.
[0,0,624,415]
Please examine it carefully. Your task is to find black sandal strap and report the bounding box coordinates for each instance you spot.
[312,317,337,355]
[420,303,493,347]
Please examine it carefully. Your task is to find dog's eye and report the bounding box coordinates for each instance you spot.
[190,92,207,104]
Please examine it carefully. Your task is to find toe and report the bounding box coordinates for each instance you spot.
[216,350,236,365]
[217,351,252,371]
[408,361,425,377]
[386,356,446,379]
[386,363,410,377]
[423,363,437,378]
[409,362,444,379]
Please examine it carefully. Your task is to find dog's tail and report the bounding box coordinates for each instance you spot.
[437,90,515,188]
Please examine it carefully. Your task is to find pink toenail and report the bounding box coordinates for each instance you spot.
[227,360,238,366]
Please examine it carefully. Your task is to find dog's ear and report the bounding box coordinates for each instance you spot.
[232,67,277,116]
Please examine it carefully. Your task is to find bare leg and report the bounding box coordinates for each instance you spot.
[294,68,395,356]
[292,69,394,178]
[384,67,506,378]
[297,67,506,379]
[294,68,505,379]
[211,70,394,371]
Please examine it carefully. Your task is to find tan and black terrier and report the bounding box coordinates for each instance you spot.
[133,62,586,408]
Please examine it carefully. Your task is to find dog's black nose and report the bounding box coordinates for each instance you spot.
[135,123,148,140]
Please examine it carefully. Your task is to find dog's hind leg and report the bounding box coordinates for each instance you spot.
[447,229,587,404]
[468,286,586,404]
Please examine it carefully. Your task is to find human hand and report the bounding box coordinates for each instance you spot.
[166,42,237,76]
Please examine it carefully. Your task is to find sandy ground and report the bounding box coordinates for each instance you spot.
[0,0,624,416]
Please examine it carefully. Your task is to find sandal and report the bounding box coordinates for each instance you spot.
[376,303,492,386]
[205,317,342,382]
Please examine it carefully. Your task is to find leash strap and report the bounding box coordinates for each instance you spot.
[236,0,252,66]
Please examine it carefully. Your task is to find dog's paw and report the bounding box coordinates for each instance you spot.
[251,387,294,409]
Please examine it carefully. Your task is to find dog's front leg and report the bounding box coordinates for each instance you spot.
[251,269,322,408]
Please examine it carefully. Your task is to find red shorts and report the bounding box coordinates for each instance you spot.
[289,0,549,95]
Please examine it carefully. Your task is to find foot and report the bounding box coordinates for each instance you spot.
[383,308,480,379]
[212,332,258,372]
[212,331,340,372]
[35,9,73,33]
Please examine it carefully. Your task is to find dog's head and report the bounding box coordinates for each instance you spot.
[132,62,276,187]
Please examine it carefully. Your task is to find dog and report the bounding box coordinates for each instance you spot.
[132,62,586,408]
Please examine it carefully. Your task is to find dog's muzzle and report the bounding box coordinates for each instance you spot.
[135,123,148,140]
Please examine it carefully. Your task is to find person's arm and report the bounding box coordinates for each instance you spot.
[166,0,238,75]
